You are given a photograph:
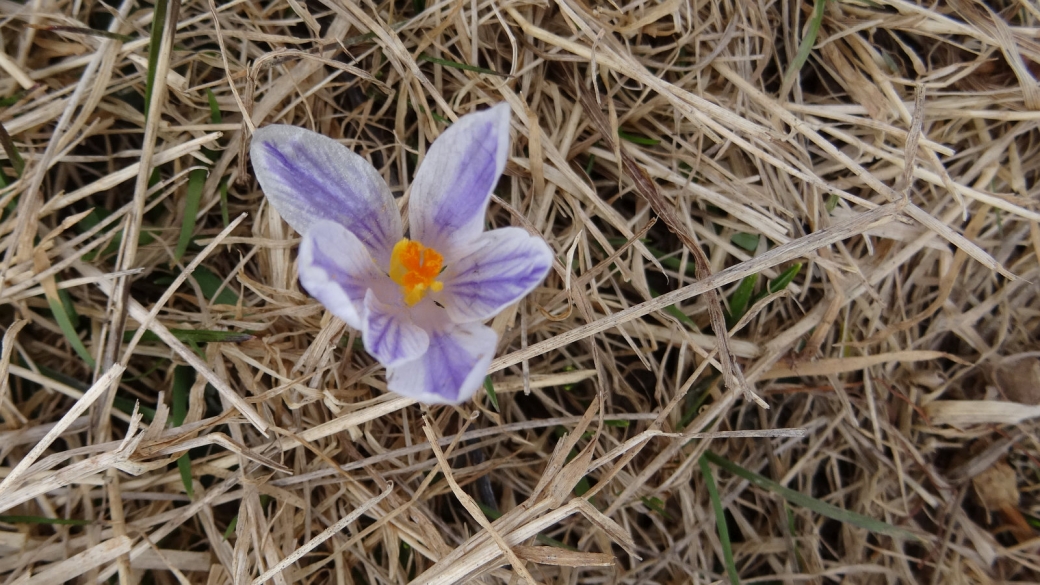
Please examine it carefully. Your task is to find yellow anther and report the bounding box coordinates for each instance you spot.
[389,239,444,306]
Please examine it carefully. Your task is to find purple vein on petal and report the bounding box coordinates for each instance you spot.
[409,104,511,256]
[261,141,394,254]
[251,125,402,264]
[422,329,475,400]
[363,291,429,367]
[298,220,385,331]
[387,322,497,404]
[441,227,553,323]
[429,136,498,232]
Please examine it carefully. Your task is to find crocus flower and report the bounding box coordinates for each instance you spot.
[250,104,553,404]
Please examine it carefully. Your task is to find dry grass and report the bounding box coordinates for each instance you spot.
[1,0,1040,582]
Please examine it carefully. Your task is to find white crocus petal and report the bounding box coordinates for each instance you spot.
[251,125,403,266]
[298,220,386,331]
[362,291,430,368]
[385,322,498,405]
[409,103,511,259]
[439,227,554,323]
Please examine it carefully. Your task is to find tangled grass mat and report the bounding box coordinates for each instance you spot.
[1,0,1040,583]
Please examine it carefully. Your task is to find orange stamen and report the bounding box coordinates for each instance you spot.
[389,239,445,306]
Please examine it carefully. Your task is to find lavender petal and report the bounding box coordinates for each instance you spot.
[362,291,429,368]
[440,227,553,323]
[299,220,387,330]
[386,322,498,404]
[409,103,511,259]
[251,125,402,265]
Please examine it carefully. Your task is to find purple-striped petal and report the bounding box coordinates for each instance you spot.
[362,290,429,368]
[251,125,402,265]
[409,103,511,259]
[386,322,498,404]
[439,227,553,323]
[298,220,386,330]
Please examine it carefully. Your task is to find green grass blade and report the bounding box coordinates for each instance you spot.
[124,328,253,344]
[342,30,378,47]
[726,275,758,328]
[218,180,230,228]
[677,374,718,430]
[650,288,699,331]
[786,503,807,571]
[187,338,204,359]
[223,515,238,540]
[57,288,80,326]
[611,240,700,279]
[584,154,596,175]
[46,294,95,369]
[781,0,827,94]
[176,455,194,498]
[38,363,160,422]
[36,365,155,421]
[206,89,222,124]
[573,475,591,497]
[699,456,741,585]
[1026,513,1040,530]
[40,360,160,418]
[730,232,759,252]
[79,207,157,261]
[192,265,239,305]
[826,193,840,212]
[663,303,697,329]
[143,0,170,117]
[171,365,191,426]
[204,90,230,227]
[412,104,451,125]
[477,503,503,519]
[768,263,802,294]
[0,88,29,107]
[618,130,660,146]
[483,376,499,412]
[640,496,670,518]
[112,395,156,421]
[172,365,194,497]
[174,167,206,262]
[0,122,25,177]
[0,515,91,526]
[750,263,803,307]
[418,54,507,77]
[124,358,168,383]
[703,451,921,541]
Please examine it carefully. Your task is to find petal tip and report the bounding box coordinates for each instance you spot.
[440,227,555,323]
[483,102,512,161]
[408,103,514,255]
[384,323,497,405]
[362,290,431,368]
[298,241,363,329]
[249,124,402,258]
[250,124,307,157]
[488,102,512,127]
[296,221,384,331]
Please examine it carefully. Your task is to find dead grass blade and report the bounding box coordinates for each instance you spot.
[3,0,1037,581]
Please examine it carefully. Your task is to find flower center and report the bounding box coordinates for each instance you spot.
[388,239,444,306]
